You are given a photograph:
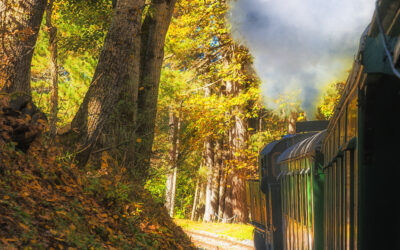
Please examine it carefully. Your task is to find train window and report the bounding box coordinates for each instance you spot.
[260,158,264,177]
[271,152,281,177]
[347,94,358,139]
[340,110,346,146]
[328,135,331,163]
[330,134,333,161]
[334,124,339,153]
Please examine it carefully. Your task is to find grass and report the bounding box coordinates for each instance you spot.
[174,218,254,241]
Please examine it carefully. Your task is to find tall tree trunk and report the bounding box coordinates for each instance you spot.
[0,0,47,94]
[218,167,227,222]
[45,0,58,136]
[223,174,233,221]
[191,179,200,221]
[135,0,176,180]
[69,0,144,167]
[231,105,249,223]
[216,137,227,222]
[212,139,223,217]
[203,135,214,222]
[225,71,249,223]
[169,164,177,217]
[198,181,206,221]
[165,106,179,216]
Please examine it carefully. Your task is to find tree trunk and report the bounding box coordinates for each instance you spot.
[197,182,206,221]
[203,135,214,222]
[0,0,47,94]
[165,106,179,216]
[216,137,227,222]
[218,168,227,222]
[69,0,144,167]
[231,105,249,223]
[135,0,176,180]
[225,74,249,223]
[223,174,233,221]
[45,0,58,137]
[191,179,200,221]
[169,164,177,217]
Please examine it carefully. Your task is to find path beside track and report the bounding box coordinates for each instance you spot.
[185,230,254,250]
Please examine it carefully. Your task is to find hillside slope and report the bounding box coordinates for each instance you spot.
[0,94,194,249]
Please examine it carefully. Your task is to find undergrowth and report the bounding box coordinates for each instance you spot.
[0,119,194,248]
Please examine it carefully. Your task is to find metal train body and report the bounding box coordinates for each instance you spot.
[247,1,400,249]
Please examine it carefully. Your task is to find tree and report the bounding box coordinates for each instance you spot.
[45,0,58,136]
[0,0,47,94]
[68,0,145,167]
[165,105,180,217]
[135,0,177,180]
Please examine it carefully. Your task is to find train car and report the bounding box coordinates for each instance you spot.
[247,121,328,250]
[322,1,400,249]
[249,1,400,249]
[277,130,326,250]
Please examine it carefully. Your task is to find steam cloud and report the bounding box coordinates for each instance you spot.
[229,0,375,116]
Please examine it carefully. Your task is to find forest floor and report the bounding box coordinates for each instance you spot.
[0,94,195,249]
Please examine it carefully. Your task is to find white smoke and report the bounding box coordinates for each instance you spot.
[229,0,375,116]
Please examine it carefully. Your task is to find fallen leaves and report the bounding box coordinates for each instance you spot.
[0,93,195,249]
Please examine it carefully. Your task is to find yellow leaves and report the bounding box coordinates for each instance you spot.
[20,191,30,197]
[38,214,51,220]
[136,138,142,143]
[0,237,18,244]
[49,229,58,235]
[19,222,30,231]
[56,210,67,216]
[106,227,113,235]
[139,86,145,91]
[3,195,10,200]
[69,224,76,231]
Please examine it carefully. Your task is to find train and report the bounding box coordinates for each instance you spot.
[246,1,400,249]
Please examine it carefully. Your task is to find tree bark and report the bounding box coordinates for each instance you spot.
[217,167,227,222]
[0,0,47,94]
[135,0,176,180]
[203,135,214,222]
[223,174,233,221]
[45,0,58,137]
[231,104,249,223]
[225,73,249,223]
[69,0,144,167]
[191,179,200,221]
[169,164,177,217]
[165,106,179,217]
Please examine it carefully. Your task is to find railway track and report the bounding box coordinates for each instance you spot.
[185,230,254,250]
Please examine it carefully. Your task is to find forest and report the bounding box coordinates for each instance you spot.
[0,0,342,248]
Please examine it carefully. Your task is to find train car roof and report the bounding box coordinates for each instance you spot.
[277,130,327,163]
[259,140,280,156]
[259,133,317,158]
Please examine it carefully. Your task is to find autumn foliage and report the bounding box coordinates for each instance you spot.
[0,94,194,249]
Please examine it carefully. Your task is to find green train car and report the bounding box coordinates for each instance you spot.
[278,131,326,250]
[247,1,400,249]
[247,123,328,250]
